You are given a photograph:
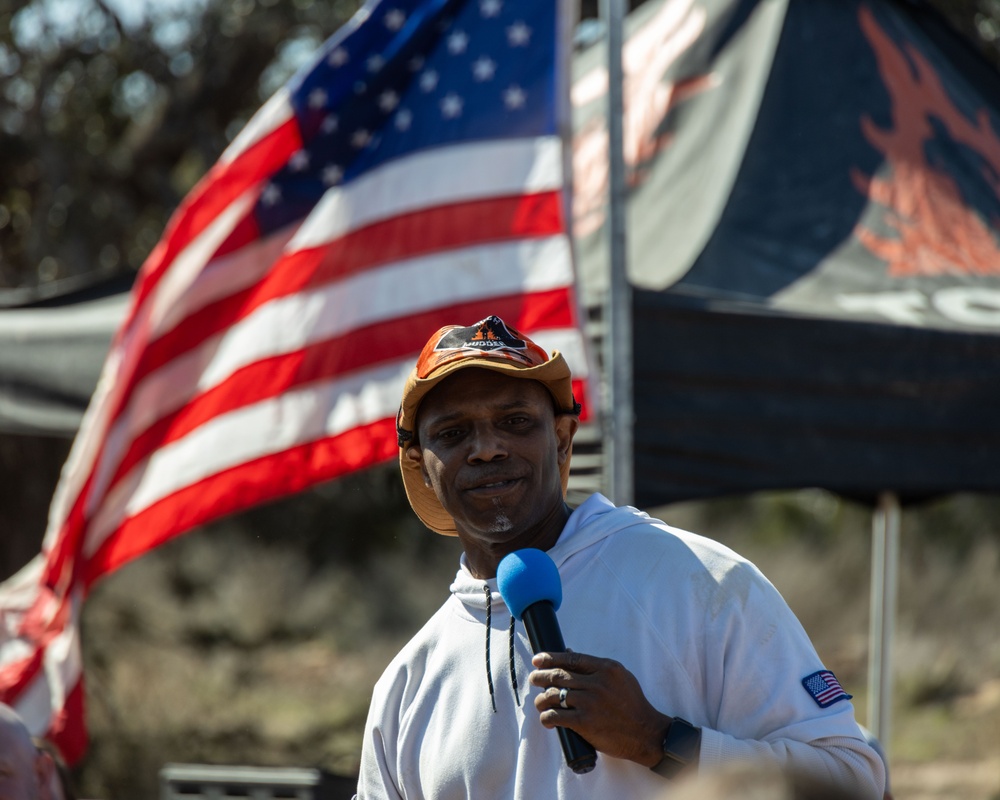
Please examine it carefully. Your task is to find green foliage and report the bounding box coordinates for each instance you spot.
[0,0,360,291]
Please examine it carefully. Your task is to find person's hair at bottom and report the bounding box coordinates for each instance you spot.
[663,761,862,800]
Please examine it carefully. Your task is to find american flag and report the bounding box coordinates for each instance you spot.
[802,670,853,708]
[0,0,588,762]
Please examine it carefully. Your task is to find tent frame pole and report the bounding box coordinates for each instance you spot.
[600,0,633,506]
[867,490,900,755]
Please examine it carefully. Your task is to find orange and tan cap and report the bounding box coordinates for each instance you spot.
[397,315,580,536]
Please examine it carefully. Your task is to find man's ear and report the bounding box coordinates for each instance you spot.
[404,445,432,488]
[554,414,579,466]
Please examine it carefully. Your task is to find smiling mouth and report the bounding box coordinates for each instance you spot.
[466,477,519,493]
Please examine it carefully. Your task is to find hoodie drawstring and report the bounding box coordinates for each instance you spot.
[484,584,520,711]
[484,584,498,712]
[508,614,520,706]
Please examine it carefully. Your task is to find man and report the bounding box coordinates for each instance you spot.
[0,703,57,800]
[355,315,885,799]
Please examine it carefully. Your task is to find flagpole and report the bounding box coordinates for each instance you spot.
[868,491,900,756]
[600,0,633,506]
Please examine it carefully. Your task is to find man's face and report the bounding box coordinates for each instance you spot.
[408,369,576,565]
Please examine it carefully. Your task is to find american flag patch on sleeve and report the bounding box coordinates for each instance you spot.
[802,670,853,708]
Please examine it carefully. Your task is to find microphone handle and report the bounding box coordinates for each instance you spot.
[521,601,598,775]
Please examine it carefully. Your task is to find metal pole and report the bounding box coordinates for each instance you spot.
[600,0,633,506]
[867,490,900,755]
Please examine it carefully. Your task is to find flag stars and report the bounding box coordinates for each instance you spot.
[384,8,405,30]
[322,164,343,186]
[351,129,372,148]
[367,54,385,73]
[408,55,425,72]
[378,89,400,112]
[507,21,531,46]
[480,0,502,17]
[308,88,328,108]
[328,47,349,67]
[503,84,526,109]
[440,93,463,119]
[261,184,282,206]
[472,56,496,81]
[289,150,310,171]
[419,69,439,92]
[395,108,413,131]
[320,114,339,134]
[447,30,469,54]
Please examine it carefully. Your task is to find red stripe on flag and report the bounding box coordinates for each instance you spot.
[38,482,95,607]
[104,289,577,491]
[46,677,88,766]
[129,190,566,386]
[123,117,302,332]
[571,378,590,422]
[0,648,45,702]
[83,418,400,585]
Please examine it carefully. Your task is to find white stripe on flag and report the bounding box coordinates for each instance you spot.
[85,359,412,554]
[530,327,591,379]
[147,188,262,337]
[154,226,298,338]
[219,86,295,165]
[11,592,83,736]
[292,136,565,249]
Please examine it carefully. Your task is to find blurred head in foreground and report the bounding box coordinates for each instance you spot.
[0,703,57,800]
[663,762,865,800]
[31,738,75,800]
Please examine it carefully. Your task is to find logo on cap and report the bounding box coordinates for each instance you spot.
[434,315,528,356]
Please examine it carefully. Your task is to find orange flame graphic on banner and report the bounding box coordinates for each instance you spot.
[852,6,1000,277]
[571,0,716,237]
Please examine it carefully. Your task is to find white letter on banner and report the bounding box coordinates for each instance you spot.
[932,287,1000,329]
[835,291,928,325]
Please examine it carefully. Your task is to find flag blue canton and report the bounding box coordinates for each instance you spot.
[802,670,852,708]
[256,0,559,234]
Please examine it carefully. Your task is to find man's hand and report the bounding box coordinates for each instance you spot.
[528,650,673,768]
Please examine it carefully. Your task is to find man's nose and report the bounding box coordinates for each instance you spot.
[467,425,508,462]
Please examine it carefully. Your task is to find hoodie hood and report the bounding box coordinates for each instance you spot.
[445,493,651,713]
[448,492,649,612]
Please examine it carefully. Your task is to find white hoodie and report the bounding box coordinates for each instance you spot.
[355,493,885,799]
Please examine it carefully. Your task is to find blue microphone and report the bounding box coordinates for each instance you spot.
[498,549,597,775]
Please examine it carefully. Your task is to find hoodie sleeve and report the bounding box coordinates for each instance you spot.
[690,555,886,799]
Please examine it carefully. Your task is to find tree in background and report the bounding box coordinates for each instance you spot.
[0,0,357,292]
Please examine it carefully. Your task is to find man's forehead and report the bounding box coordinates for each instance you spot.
[419,370,550,420]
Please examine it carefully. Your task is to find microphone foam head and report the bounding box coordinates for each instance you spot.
[496,548,562,620]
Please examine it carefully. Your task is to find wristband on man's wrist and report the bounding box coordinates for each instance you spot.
[650,716,702,779]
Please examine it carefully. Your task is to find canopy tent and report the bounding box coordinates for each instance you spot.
[572,0,1000,507]
[0,276,131,437]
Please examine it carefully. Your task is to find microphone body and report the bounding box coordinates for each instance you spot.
[497,549,598,775]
